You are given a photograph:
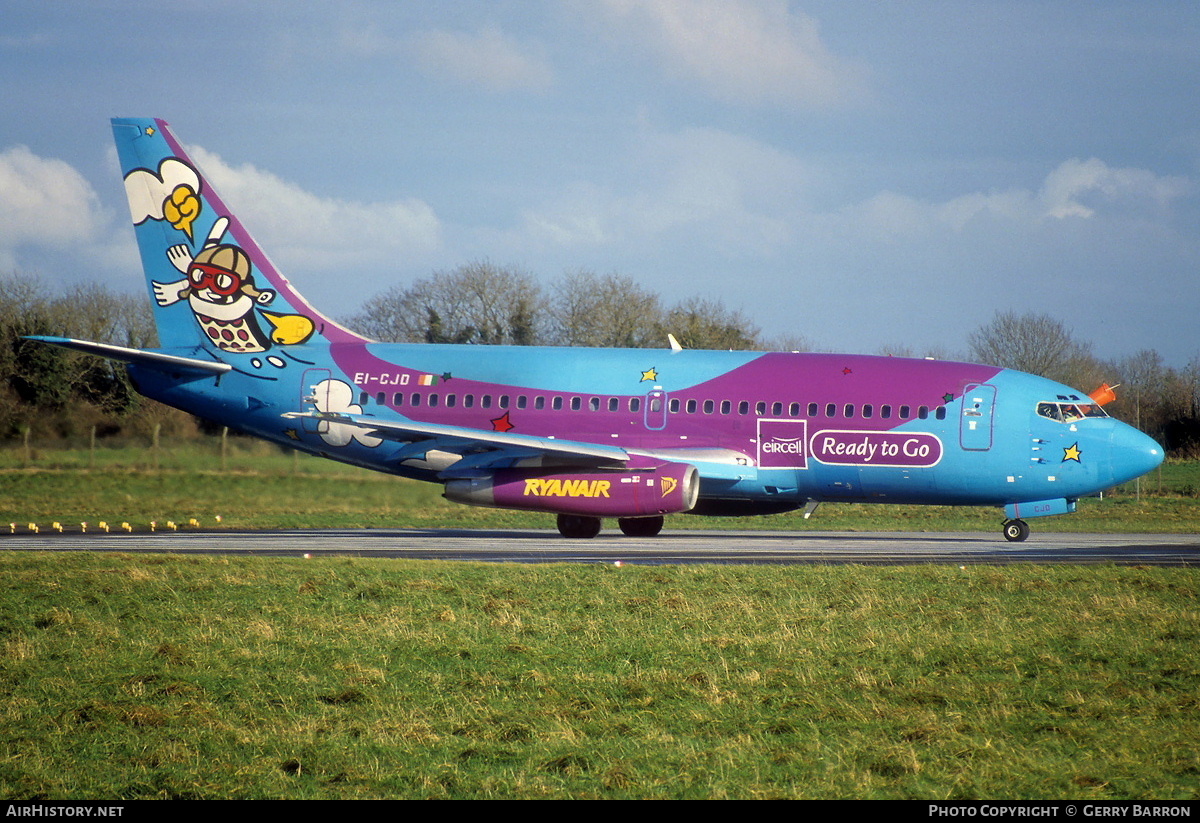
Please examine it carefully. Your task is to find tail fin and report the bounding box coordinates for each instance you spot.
[112,118,366,352]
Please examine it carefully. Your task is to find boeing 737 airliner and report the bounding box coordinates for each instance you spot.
[30,118,1164,541]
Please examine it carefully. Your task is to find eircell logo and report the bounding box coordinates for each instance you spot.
[758,419,808,469]
[523,478,612,498]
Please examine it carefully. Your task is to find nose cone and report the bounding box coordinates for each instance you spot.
[1109,423,1164,485]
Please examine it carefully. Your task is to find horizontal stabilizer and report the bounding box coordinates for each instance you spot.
[24,336,232,375]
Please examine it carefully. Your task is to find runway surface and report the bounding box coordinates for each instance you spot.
[2,528,1199,565]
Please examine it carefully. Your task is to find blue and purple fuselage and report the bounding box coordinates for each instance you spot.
[31,119,1163,540]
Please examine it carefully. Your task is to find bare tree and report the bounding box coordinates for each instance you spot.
[761,332,817,353]
[656,297,760,351]
[967,311,1103,389]
[547,270,663,348]
[348,261,547,345]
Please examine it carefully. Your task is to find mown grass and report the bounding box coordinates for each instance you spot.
[0,555,1196,799]
[0,441,1197,533]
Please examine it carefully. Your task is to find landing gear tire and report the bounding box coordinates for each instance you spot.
[557,513,602,539]
[618,516,664,537]
[1002,519,1030,543]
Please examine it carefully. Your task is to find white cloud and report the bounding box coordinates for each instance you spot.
[515,125,809,254]
[838,158,1190,242]
[586,0,865,108]
[1038,157,1190,220]
[410,26,554,92]
[187,146,442,273]
[507,127,1195,303]
[0,145,106,269]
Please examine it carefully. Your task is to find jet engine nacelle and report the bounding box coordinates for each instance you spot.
[444,463,700,518]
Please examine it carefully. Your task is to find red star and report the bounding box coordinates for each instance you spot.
[842,367,853,375]
[491,411,514,432]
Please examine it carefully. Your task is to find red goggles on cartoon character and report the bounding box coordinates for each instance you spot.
[188,263,243,296]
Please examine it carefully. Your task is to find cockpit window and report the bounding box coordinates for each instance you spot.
[1037,401,1108,422]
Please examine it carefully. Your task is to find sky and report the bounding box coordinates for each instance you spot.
[1,1,1198,365]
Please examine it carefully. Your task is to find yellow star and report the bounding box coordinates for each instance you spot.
[145,126,155,137]
[640,367,657,382]
[1062,442,1082,463]
[284,428,301,441]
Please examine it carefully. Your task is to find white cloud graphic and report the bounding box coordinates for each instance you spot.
[312,378,382,448]
[122,157,201,225]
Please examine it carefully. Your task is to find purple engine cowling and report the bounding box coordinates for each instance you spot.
[444,462,700,518]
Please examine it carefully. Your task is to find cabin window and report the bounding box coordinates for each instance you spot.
[649,396,663,413]
[499,395,510,408]
[463,394,474,408]
[668,398,679,413]
[535,396,545,410]
[772,402,783,416]
[428,394,439,407]
[445,394,456,408]
[789,403,800,417]
[844,404,855,418]
[392,393,404,407]
[359,391,370,406]
[630,398,641,412]
[703,400,715,414]
[410,393,421,407]
[862,404,873,419]
[825,403,837,418]
[609,397,619,412]
[935,406,947,420]
[570,397,581,411]
[880,405,891,419]
[756,402,767,416]
[808,403,818,417]
[738,401,749,415]
[516,395,528,409]
[481,395,492,409]
[552,397,563,411]
[720,400,731,414]
[591,396,602,411]
[899,405,910,419]
[376,391,386,406]
[918,406,929,419]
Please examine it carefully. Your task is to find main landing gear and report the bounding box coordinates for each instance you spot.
[1002,518,1030,542]
[556,514,601,539]
[618,516,664,537]
[554,514,665,538]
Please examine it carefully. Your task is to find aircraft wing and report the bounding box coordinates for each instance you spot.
[281,411,630,475]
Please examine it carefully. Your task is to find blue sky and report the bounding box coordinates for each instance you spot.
[1,1,1197,364]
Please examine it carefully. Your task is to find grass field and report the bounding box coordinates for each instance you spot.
[0,555,1197,799]
[1,440,1198,534]
[0,441,1197,799]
